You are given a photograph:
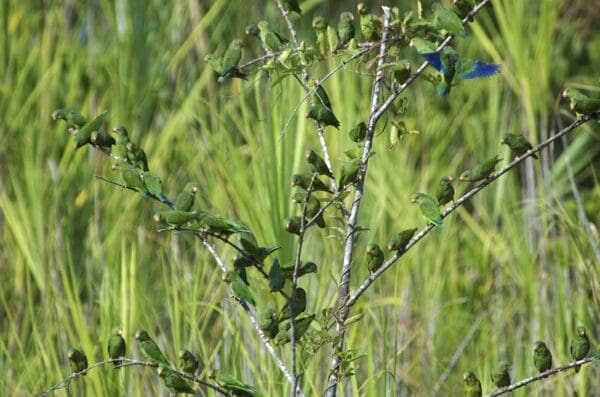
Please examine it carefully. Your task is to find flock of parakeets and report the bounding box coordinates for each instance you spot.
[463,325,597,396]
[67,328,264,395]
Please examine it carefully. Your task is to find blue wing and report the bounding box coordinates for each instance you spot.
[421,52,449,75]
[459,60,502,80]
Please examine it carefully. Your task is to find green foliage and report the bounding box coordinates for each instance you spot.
[0,1,599,396]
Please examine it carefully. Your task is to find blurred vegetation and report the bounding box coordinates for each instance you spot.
[0,0,598,396]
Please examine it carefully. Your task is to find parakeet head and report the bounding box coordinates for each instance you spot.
[222,271,235,283]
[441,176,453,184]
[306,149,317,161]
[576,325,586,336]
[157,366,168,378]
[257,20,270,32]
[291,193,304,204]
[230,39,244,49]
[112,327,123,336]
[463,371,478,384]
[153,212,165,224]
[533,341,547,352]
[459,171,471,181]
[291,174,301,187]
[366,243,379,254]
[411,192,425,203]
[498,360,511,372]
[357,3,368,14]
[135,329,150,341]
[52,109,65,121]
[179,350,191,360]
[67,349,78,360]
[312,16,326,30]
[304,262,318,273]
[245,23,259,37]
[340,12,354,22]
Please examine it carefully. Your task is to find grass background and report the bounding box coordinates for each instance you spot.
[1,0,599,395]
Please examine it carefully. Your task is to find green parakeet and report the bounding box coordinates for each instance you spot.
[366,243,384,273]
[357,3,381,41]
[533,341,552,373]
[174,183,198,212]
[223,270,256,306]
[292,191,325,228]
[154,210,200,228]
[490,360,511,388]
[280,262,317,280]
[135,329,171,366]
[283,216,302,235]
[309,80,333,110]
[306,149,333,177]
[126,141,149,171]
[219,39,247,83]
[52,109,87,129]
[141,171,168,203]
[462,371,482,397]
[291,172,332,193]
[348,121,367,143]
[158,366,196,395]
[306,103,340,129]
[204,53,224,76]
[387,228,418,252]
[338,157,362,188]
[459,155,502,182]
[245,23,259,38]
[570,325,590,372]
[111,125,132,161]
[435,176,454,206]
[312,16,329,55]
[562,88,600,116]
[179,350,199,375]
[90,130,116,150]
[259,304,279,338]
[115,163,147,193]
[281,0,301,15]
[421,46,501,96]
[410,37,438,54]
[501,133,538,159]
[195,211,250,235]
[107,327,126,367]
[68,348,88,375]
[337,12,355,46]
[209,371,264,397]
[278,288,307,321]
[257,21,288,52]
[268,257,285,292]
[411,192,443,228]
[274,314,315,345]
[74,109,108,149]
[432,2,467,37]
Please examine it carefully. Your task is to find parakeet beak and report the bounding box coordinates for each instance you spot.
[561,89,568,98]
[459,174,467,181]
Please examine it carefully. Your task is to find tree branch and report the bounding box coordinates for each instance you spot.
[487,356,599,397]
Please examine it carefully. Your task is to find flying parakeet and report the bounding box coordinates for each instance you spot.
[68,348,88,375]
[107,327,126,367]
[158,366,196,395]
[501,133,538,159]
[366,243,384,273]
[291,173,332,193]
[223,270,256,306]
[257,21,288,52]
[281,0,301,15]
[387,228,418,252]
[411,192,443,228]
[490,360,511,388]
[154,210,200,228]
[357,3,382,41]
[435,176,454,206]
[348,121,367,143]
[52,109,87,129]
[209,371,264,397]
[337,12,355,46]
[462,371,482,397]
[126,141,149,171]
[292,191,325,228]
[421,46,501,96]
[533,341,552,373]
[338,157,362,188]
[562,88,600,116]
[306,103,340,129]
[306,149,333,177]
[283,216,302,235]
[179,350,199,375]
[570,325,590,372]
[219,39,247,83]
[278,288,307,321]
[459,155,502,182]
[274,314,315,345]
[268,257,285,292]
[135,329,171,367]
[74,109,108,149]
[432,2,467,37]
[280,262,317,280]
[141,171,168,203]
[174,183,198,212]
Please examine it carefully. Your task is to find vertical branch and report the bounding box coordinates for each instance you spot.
[325,7,392,396]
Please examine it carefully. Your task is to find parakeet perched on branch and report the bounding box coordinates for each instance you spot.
[570,325,590,372]
[411,192,443,228]
[501,133,538,159]
[490,360,511,388]
[107,327,126,367]
[533,341,552,373]
[462,371,482,397]
[562,88,600,116]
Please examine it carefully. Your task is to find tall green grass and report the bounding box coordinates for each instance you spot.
[1,1,598,396]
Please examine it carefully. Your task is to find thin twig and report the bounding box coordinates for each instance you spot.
[325,7,392,396]
[487,356,598,397]
[346,116,591,308]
